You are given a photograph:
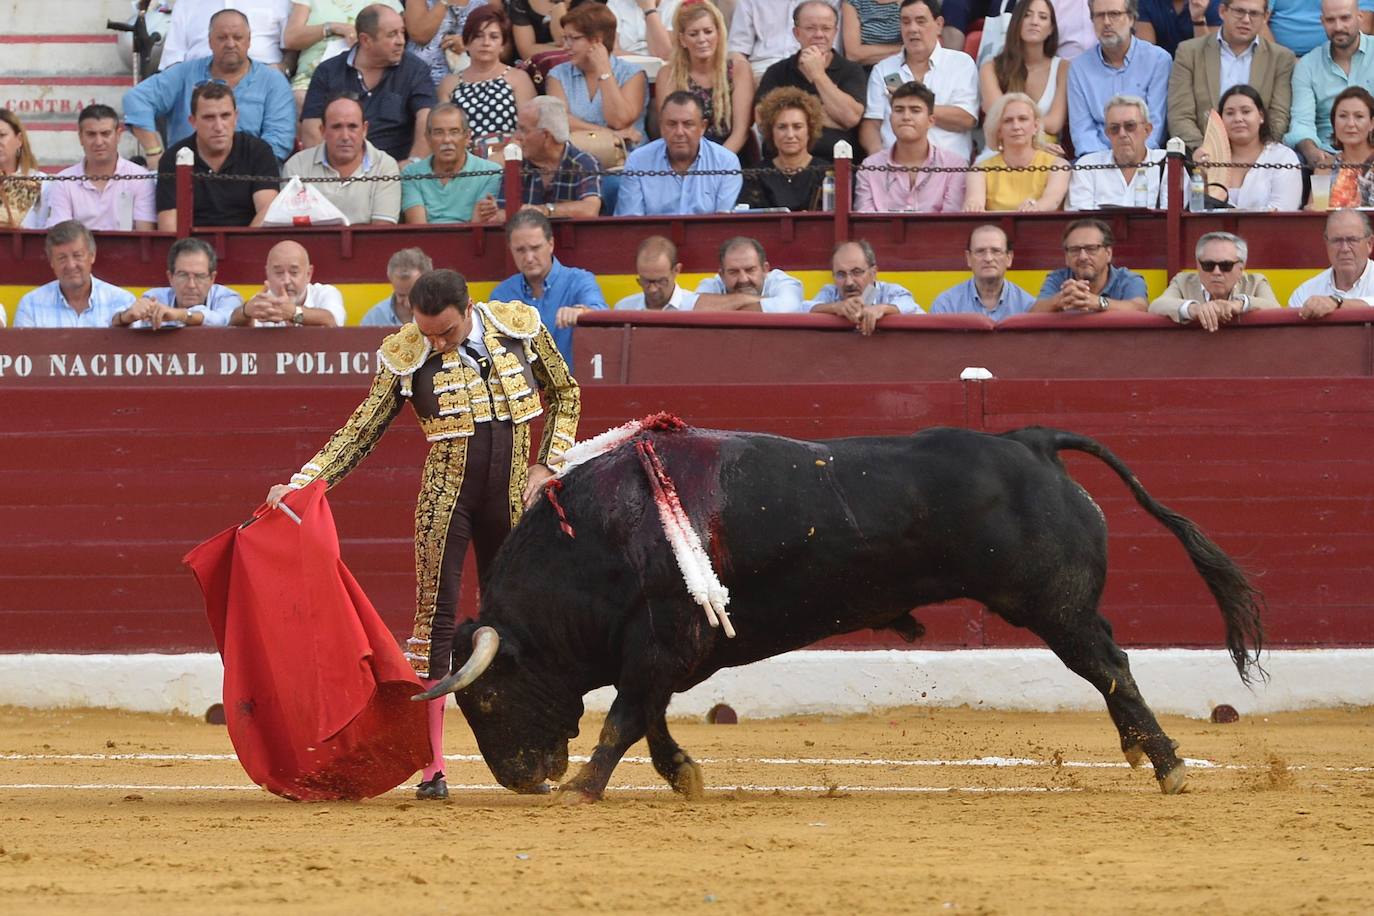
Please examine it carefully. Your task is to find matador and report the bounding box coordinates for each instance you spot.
[266,268,580,800]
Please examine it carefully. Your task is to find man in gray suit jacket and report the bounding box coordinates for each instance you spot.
[1167,0,1297,152]
[1150,231,1280,331]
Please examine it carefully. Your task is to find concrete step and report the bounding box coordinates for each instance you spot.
[0,35,128,77]
[0,0,142,34]
[0,76,133,123]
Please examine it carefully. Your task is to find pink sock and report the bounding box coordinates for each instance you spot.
[420,679,446,780]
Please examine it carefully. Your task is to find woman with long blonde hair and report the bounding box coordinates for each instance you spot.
[656,1,754,155]
[0,108,41,229]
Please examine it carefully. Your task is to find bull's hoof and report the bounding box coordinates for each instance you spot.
[671,761,705,801]
[1124,744,1146,768]
[1158,764,1187,795]
[556,785,600,806]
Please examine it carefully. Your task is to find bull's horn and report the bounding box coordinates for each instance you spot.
[411,627,500,701]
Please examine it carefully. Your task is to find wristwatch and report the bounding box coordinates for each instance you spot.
[1331,294,1345,309]
[292,305,305,326]
[1098,295,1110,312]
[323,22,333,37]
[545,203,556,217]
[597,72,612,82]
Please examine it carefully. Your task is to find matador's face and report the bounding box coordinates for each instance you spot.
[414,304,473,354]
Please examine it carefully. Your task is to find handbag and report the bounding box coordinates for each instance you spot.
[569,128,627,170]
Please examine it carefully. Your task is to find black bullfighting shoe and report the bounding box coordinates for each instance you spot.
[415,772,449,800]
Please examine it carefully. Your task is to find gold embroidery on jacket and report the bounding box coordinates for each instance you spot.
[407,437,469,677]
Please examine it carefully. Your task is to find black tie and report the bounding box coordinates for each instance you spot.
[462,343,490,380]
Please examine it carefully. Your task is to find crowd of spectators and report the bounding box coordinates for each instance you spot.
[5,0,1374,331]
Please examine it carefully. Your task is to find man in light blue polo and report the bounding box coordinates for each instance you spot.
[401,104,503,224]
[1066,0,1172,155]
[1283,0,1374,167]
[930,225,1036,322]
[693,237,806,313]
[130,237,243,328]
[490,210,608,364]
[122,9,296,164]
[14,221,136,329]
[361,248,432,326]
[614,91,742,217]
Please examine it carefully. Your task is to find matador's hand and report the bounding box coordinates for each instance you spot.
[265,483,293,508]
[524,463,555,508]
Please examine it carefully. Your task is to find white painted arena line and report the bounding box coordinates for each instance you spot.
[3,752,1369,773]
[0,782,1089,795]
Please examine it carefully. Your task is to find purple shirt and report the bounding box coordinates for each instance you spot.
[854,144,967,213]
[44,158,156,231]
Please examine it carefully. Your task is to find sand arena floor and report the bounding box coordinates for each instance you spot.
[0,704,1370,915]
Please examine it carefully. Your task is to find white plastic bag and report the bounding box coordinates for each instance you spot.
[262,176,350,227]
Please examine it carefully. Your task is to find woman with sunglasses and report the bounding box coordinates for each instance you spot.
[1194,84,1301,211]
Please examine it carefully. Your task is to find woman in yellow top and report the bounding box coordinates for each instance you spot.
[964,92,1068,212]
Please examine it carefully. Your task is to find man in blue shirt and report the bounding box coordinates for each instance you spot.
[1034,218,1149,313]
[13,220,136,328]
[1269,0,1374,60]
[123,9,296,163]
[300,6,437,164]
[489,210,608,364]
[930,225,1036,322]
[1067,0,1173,154]
[132,237,243,328]
[614,91,742,216]
[361,247,433,327]
[1283,0,1374,165]
[808,240,921,335]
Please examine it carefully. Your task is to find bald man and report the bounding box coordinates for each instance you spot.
[231,240,347,327]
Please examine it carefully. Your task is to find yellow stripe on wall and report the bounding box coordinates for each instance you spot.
[0,271,1327,326]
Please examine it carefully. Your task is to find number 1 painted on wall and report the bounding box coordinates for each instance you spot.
[589,353,603,380]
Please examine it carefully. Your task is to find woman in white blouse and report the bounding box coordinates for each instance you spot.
[1195,84,1302,212]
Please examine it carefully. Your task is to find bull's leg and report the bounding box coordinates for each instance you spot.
[1021,611,1186,794]
[558,690,653,803]
[646,711,704,800]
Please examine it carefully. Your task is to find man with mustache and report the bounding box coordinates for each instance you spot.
[1066,0,1172,154]
[284,94,402,225]
[1033,218,1148,314]
[400,103,503,224]
[808,240,920,335]
[691,237,805,313]
[1283,0,1374,167]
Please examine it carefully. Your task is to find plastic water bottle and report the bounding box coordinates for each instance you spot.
[1134,177,1151,209]
[821,172,836,211]
[1188,169,1205,212]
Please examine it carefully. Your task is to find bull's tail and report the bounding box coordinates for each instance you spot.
[1046,429,1268,686]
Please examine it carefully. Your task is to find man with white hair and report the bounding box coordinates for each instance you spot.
[1066,0,1172,155]
[231,240,347,327]
[361,247,433,326]
[1068,96,1168,209]
[1288,209,1374,317]
[1150,231,1280,331]
[509,97,603,218]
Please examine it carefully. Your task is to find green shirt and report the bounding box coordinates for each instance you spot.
[400,154,502,223]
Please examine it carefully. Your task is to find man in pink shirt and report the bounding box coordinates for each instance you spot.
[854,80,966,213]
[44,104,156,232]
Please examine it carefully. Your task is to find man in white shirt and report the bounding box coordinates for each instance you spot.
[859,0,980,161]
[608,0,680,59]
[693,237,805,312]
[613,236,700,310]
[231,240,347,327]
[1288,209,1374,317]
[1068,95,1168,210]
[160,0,294,70]
[729,0,839,79]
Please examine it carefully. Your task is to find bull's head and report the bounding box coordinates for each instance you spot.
[413,622,582,793]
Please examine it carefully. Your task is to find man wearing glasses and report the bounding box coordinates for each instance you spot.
[930,224,1035,321]
[1033,218,1148,313]
[125,238,243,329]
[1288,209,1374,317]
[507,97,604,219]
[1068,96,1168,209]
[808,240,920,336]
[613,236,699,311]
[1168,0,1296,154]
[1150,231,1279,330]
[1066,0,1172,155]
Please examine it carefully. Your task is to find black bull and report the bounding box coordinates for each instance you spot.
[418,424,1265,800]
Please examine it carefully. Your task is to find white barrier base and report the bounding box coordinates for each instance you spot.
[2,649,1368,719]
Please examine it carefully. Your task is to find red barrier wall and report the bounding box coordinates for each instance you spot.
[3,322,1373,654]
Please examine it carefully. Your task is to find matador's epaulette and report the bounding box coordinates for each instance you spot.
[378,323,431,397]
[477,300,541,340]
